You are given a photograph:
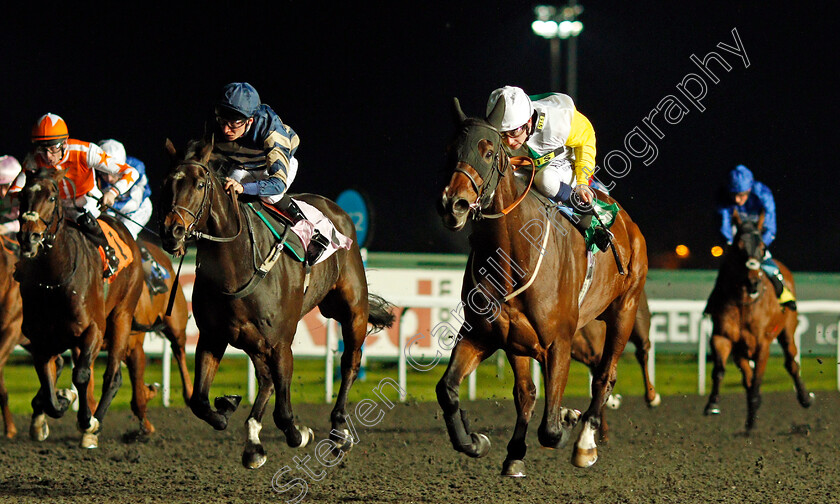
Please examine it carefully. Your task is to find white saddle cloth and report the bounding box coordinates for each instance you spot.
[289,199,353,265]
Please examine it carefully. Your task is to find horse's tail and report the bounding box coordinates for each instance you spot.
[367,293,396,333]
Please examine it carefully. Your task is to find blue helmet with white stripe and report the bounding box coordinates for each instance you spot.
[728,164,754,193]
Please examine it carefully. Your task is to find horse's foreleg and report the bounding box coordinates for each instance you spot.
[704,334,732,415]
[501,353,536,477]
[777,328,814,408]
[29,354,72,442]
[435,335,494,458]
[743,344,772,430]
[72,329,106,448]
[573,306,633,468]
[242,354,274,469]
[538,335,578,450]
[189,339,238,430]
[629,322,660,408]
[270,344,313,449]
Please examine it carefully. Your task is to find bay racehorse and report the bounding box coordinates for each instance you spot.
[437,98,648,475]
[0,236,25,438]
[16,168,156,447]
[159,139,395,469]
[703,211,812,430]
[131,240,193,405]
[572,288,660,442]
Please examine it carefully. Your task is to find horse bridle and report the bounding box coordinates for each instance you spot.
[168,160,242,243]
[453,123,534,220]
[20,178,62,249]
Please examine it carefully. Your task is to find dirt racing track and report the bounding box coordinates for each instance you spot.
[0,391,837,503]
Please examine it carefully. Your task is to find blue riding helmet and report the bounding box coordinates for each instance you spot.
[215,82,261,119]
[728,164,754,193]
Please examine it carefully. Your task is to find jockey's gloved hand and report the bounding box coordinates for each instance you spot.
[100,187,118,209]
[573,184,595,205]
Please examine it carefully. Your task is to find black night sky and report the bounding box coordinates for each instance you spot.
[2,2,836,271]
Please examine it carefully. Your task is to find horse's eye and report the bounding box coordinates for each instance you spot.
[196,182,205,190]
[484,150,493,159]
[48,196,56,203]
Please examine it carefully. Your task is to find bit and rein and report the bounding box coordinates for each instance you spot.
[168,160,242,243]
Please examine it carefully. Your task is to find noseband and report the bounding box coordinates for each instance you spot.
[20,178,62,249]
[168,160,242,243]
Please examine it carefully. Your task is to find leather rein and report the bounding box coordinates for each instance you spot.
[168,160,242,243]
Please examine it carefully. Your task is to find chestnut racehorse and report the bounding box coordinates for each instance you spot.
[131,240,193,405]
[703,212,812,430]
[16,168,154,448]
[0,236,25,438]
[437,99,648,475]
[159,140,395,469]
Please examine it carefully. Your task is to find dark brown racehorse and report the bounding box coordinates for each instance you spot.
[159,139,395,469]
[703,211,812,430]
[16,168,153,447]
[572,288,660,442]
[437,99,648,475]
[0,235,25,438]
[131,240,193,405]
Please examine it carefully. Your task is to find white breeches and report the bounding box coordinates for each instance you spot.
[534,158,575,198]
[111,197,152,239]
[230,157,299,205]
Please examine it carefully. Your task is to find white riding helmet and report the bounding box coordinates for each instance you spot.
[98,139,127,165]
[486,86,534,132]
[0,155,22,185]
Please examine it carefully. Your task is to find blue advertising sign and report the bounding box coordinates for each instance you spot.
[336,189,371,248]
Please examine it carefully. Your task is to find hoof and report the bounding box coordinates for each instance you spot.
[800,392,815,408]
[5,427,18,439]
[215,395,242,416]
[80,432,99,449]
[467,432,491,458]
[29,413,49,442]
[242,445,267,469]
[605,394,623,410]
[332,428,354,453]
[295,425,314,448]
[571,444,598,468]
[704,404,721,415]
[501,459,526,478]
[647,393,662,408]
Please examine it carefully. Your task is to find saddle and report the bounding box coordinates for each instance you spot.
[246,201,307,263]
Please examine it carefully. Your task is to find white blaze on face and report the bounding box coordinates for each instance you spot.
[21,211,40,222]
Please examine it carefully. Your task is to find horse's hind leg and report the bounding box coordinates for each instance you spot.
[538,332,579,450]
[573,301,634,468]
[270,343,313,449]
[704,334,733,415]
[777,325,814,408]
[325,301,368,452]
[0,326,20,438]
[242,354,275,469]
[630,294,660,407]
[125,340,156,436]
[435,334,495,458]
[745,344,771,430]
[501,353,536,477]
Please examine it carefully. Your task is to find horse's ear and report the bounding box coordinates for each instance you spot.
[486,97,506,130]
[452,97,467,125]
[732,209,742,226]
[165,138,177,159]
[199,139,214,164]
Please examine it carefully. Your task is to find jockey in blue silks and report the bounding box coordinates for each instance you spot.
[212,82,329,264]
[718,164,795,309]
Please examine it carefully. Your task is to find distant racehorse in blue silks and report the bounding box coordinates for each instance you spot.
[703,211,813,430]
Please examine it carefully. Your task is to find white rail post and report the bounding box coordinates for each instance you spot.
[398,307,408,402]
[162,335,172,407]
[468,369,477,400]
[531,359,541,399]
[325,319,335,403]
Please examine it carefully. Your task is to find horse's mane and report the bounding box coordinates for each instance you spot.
[182,138,235,181]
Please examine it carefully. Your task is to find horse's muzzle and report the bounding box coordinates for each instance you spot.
[160,223,187,257]
[439,191,470,231]
[18,232,42,258]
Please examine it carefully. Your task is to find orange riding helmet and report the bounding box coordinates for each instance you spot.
[31,113,69,146]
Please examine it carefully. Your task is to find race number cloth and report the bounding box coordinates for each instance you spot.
[97,219,134,283]
[291,199,353,266]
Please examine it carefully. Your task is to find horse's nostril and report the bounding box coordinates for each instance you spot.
[453,198,470,214]
[28,233,42,245]
[171,226,186,240]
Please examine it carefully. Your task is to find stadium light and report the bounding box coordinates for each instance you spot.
[675,244,690,258]
[531,3,584,97]
[710,246,724,257]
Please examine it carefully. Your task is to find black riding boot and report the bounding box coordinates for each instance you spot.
[76,212,119,278]
[139,244,168,294]
[278,194,307,224]
[277,195,330,265]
